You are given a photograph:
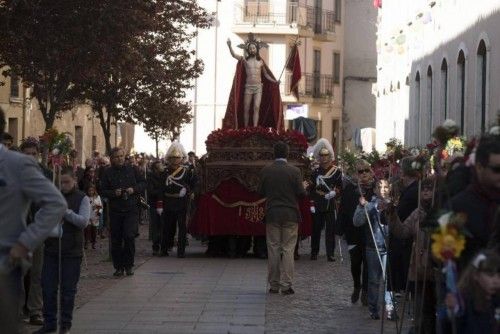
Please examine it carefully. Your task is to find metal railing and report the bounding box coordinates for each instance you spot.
[234,2,334,33]
[284,72,334,98]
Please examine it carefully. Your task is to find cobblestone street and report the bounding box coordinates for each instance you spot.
[25,228,401,334]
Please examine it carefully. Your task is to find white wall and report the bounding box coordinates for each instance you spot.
[376,0,500,149]
[343,0,377,148]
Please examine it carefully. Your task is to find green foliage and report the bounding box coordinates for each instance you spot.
[0,1,212,153]
[338,149,358,176]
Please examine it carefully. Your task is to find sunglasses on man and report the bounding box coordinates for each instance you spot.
[357,168,371,174]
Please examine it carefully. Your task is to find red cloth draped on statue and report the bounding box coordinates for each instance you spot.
[189,179,312,236]
[222,60,284,131]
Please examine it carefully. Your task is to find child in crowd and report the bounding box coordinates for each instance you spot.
[445,250,500,333]
[353,178,395,320]
[85,184,102,249]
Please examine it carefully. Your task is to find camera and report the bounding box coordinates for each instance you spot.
[121,189,129,201]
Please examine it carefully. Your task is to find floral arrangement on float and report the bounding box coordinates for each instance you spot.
[205,127,308,151]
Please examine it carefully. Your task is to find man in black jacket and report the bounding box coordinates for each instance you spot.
[100,147,146,276]
[449,133,500,268]
[35,167,90,334]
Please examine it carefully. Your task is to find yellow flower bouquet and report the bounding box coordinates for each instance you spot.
[431,212,466,262]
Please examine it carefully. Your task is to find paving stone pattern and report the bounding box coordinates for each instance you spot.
[68,236,400,334]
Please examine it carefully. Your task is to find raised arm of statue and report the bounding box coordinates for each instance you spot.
[227,39,243,61]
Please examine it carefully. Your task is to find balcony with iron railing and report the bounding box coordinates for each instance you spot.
[284,72,335,100]
[233,2,334,37]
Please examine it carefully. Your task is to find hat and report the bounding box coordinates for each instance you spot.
[312,138,334,160]
[166,142,186,159]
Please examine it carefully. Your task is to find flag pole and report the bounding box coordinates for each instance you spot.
[277,35,301,83]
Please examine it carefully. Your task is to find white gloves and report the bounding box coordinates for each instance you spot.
[324,190,336,200]
[179,187,187,198]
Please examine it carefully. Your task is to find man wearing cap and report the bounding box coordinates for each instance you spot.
[161,142,194,258]
[307,139,342,262]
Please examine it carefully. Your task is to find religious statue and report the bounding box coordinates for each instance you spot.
[222,33,284,130]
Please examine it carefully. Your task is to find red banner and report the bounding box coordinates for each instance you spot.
[286,44,301,100]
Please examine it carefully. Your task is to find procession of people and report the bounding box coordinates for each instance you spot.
[0,28,499,333]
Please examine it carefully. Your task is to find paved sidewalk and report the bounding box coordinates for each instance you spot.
[71,250,267,333]
[71,238,402,334]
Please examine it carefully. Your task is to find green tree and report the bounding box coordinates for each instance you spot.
[81,0,211,154]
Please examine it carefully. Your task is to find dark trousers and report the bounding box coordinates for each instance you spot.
[414,281,437,334]
[163,210,186,255]
[349,244,368,291]
[149,206,161,252]
[110,211,138,270]
[84,225,97,245]
[389,236,412,292]
[311,211,336,257]
[0,265,22,333]
[41,255,82,330]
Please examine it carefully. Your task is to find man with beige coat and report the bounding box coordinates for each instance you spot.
[259,141,306,295]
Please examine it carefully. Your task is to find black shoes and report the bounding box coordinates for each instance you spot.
[114,268,133,276]
[327,255,335,262]
[268,288,279,294]
[113,269,124,277]
[281,288,295,295]
[351,287,361,304]
[177,253,185,258]
[29,314,44,326]
[159,250,169,257]
[310,254,318,260]
[370,312,380,320]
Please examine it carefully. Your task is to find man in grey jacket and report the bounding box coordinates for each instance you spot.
[259,141,306,295]
[0,108,67,333]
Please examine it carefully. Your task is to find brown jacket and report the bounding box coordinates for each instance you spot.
[259,160,305,224]
[387,207,434,282]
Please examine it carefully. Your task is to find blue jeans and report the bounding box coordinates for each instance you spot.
[366,248,393,315]
[42,255,82,330]
[0,263,22,333]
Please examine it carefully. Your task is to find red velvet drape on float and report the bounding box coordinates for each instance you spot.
[222,60,284,131]
[189,179,312,236]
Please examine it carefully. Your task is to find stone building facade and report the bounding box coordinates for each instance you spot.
[1,70,135,163]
